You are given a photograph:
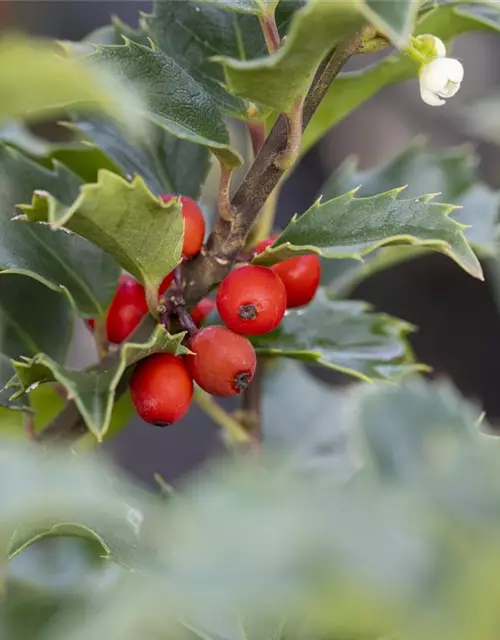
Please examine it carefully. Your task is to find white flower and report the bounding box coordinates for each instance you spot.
[419,57,464,106]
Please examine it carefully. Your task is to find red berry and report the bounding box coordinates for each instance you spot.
[254,236,321,309]
[130,353,193,426]
[216,265,286,336]
[106,275,148,344]
[86,318,95,331]
[191,298,216,326]
[253,235,277,255]
[161,194,205,258]
[186,326,256,397]
[272,255,321,308]
[158,271,174,296]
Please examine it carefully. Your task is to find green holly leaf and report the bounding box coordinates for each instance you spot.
[302,1,500,155]
[90,40,241,168]
[0,443,163,570]
[253,187,483,280]
[214,0,367,112]
[19,170,183,310]
[84,15,150,47]
[322,139,499,257]
[251,289,425,382]
[8,324,189,441]
[68,117,210,199]
[0,144,120,317]
[195,0,279,16]
[214,0,421,113]
[143,0,267,117]
[0,35,146,135]
[0,274,73,409]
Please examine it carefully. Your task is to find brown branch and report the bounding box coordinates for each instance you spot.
[184,35,362,308]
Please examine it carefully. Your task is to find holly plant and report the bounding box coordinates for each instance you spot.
[2,1,500,639]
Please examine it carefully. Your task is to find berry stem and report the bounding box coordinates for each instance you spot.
[23,411,37,442]
[92,317,109,359]
[241,358,264,440]
[178,307,198,337]
[193,387,253,447]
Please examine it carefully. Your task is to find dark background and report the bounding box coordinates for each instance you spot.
[4,1,500,487]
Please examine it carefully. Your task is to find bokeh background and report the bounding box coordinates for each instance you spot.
[3,0,500,488]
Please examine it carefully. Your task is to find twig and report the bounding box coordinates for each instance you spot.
[93,317,109,359]
[247,121,267,157]
[241,359,264,440]
[259,11,280,54]
[193,387,253,447]
[23,411,38,442]
[183,35,363,309]
[276,98,304,171]
[218,165,233,222]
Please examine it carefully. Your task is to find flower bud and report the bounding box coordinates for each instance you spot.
[419,57,464,106]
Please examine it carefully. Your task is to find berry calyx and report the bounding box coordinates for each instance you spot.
[191,298,216,326]
[216,265,286,336]
[186,325,256,397]
[106,275,148,344]
[254,236,321,309]
[161,194,205,258]
[130,353,193,426]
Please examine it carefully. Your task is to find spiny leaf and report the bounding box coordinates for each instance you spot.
[322,139,499,258]
[89,39,242,168]
[362,0,420,48]
[214,0,367,112]
[19,170,183,310]
[0,143,120,317]
[253,187,483,280]
[8,324,189,441]
[67,117,210,199]
[0,274,73,409]
[251,289,425,382]
[194,0,279,16]
[0,443,162,569]
[0,35,146,135]
[142,0,268,117]
[302,1,500,155]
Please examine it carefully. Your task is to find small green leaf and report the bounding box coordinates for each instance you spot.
[19,170,183,309]
[69,117,210,199]
[252,289,425,382]
[90,40,242,167]
[0,274,73,409]
[0,143,120,316]
[302,2,500,155]
[321,139,498,257]
[214,0,366,112]
[195,0,279,16]
[0,35,146,134]
[253,187,483,280]
[9,324,189,440]
[143,0,267,116]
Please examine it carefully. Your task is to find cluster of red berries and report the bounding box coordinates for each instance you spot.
[89,194,321,427]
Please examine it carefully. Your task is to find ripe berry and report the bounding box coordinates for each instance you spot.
[158,271,174,296]
[186,326,256,397]
[191,298,216,326]
[106,275,148,344]
[254,236,321,309]
[216,265,286,336]
[161,194,205,258]
[272,255,321,308]
[130,353,193,426]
